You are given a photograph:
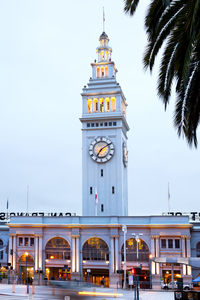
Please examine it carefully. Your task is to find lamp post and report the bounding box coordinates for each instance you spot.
[24,252,29,294]
[132,233,143,267]
[122,225,127,289]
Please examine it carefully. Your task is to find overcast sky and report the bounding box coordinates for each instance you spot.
[0,0,199,216]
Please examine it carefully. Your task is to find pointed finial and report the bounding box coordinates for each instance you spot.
[103,7,105,32]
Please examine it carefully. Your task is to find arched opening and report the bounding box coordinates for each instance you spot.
[45,237,71,280]
[82,237,109,287]
[18,253,34,283]
[105,97,110,112]
[87,99,92,113]
[96,67,100,78]
[196,242,200,257]
[93,98,98,112]
[111,97,116,112]
[121,238,149,262]
[82,237,109,261]
[101,66,105,77]
[105,65,108,76]
[99,98,104,112]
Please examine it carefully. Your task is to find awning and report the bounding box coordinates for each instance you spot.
[153,257,200,267]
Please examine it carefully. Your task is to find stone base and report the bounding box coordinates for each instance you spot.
[183,275,192,284]
[109,273,122,289]
[71,272,81,281]
[152,274,161,290]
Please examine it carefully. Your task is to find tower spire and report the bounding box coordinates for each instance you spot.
[103,7,105,32]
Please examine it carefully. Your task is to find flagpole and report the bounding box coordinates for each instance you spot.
[26,184,29,213]
[103,7,105,32]
[6,198,9,222]
[168,182,171,213]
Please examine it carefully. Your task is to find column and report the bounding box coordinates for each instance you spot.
[8,235,12,265]
[12,235,16,270]
[151,236,155,257]
[38,236,43,269]
[115,236,119,272]
[186,236,191,275]
[76,237,80,273]
[182,236,186,257]
[35,236,38,271]
[186,236,191,257]
[71,237,76,273]
[155,236,159,258]
[110,237,114,273]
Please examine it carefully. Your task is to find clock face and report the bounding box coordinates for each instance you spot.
[89,137,114,163]
[123,142,128,167]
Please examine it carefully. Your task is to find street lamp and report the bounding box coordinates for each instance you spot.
[132,233,143,267]
[122,225,127,289]
[24,252,29,294]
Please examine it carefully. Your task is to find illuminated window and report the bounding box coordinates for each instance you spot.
[105,52,108,61]
[101,51,104,60]
[93,98,98,112]
[122,238,149,262]
[111,97,116,112]
[99,98,104,112]
[87,99,92,113]
[97,67,100,78]
[105,66,108,76]
[82,238,109,261]
[105,97,110,112]
[101,67,104,77]
[45,237,70,260]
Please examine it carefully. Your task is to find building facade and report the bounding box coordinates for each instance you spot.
[7,215,193,287]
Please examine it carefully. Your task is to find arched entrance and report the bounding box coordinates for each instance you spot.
[121,238,150,288]
[18,253,34,283]
[82,237,109,287]
[45,237,71,280]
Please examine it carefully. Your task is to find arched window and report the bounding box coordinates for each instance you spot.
[105,97,110,112]
[19,254,34,266]
[105,66,108,76]
[101,67,105,77]
[87,99,92,113]
[45,237,70,260]
[121,238,149,262]
[196,242,200,257]
[82,238,109,261]
[93,98,98,112]
[97,67,100,78]
[99,98,104,112]
[111,97,116,112]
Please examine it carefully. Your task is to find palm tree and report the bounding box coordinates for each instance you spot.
[124,0,200,147]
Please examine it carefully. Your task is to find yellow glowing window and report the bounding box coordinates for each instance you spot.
[105,66,108,77]
[111,97,116,112]
[99,98,104,112]
[101,67,105,77]
[105,52,107,60]
[97,67,100,78]
[101,50,104,60]
[105,97,110,112]
[87,99,92,113]
[93,98,98,112]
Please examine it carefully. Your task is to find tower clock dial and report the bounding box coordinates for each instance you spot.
[89,137,114,163]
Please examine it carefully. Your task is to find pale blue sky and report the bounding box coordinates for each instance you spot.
[0,0,199,215]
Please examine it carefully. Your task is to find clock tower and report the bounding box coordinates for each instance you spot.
[80,31,129,216]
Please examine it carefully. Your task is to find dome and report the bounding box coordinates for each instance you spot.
[99,31,109,41]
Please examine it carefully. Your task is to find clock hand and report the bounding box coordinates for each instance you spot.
[97,143,112,157]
